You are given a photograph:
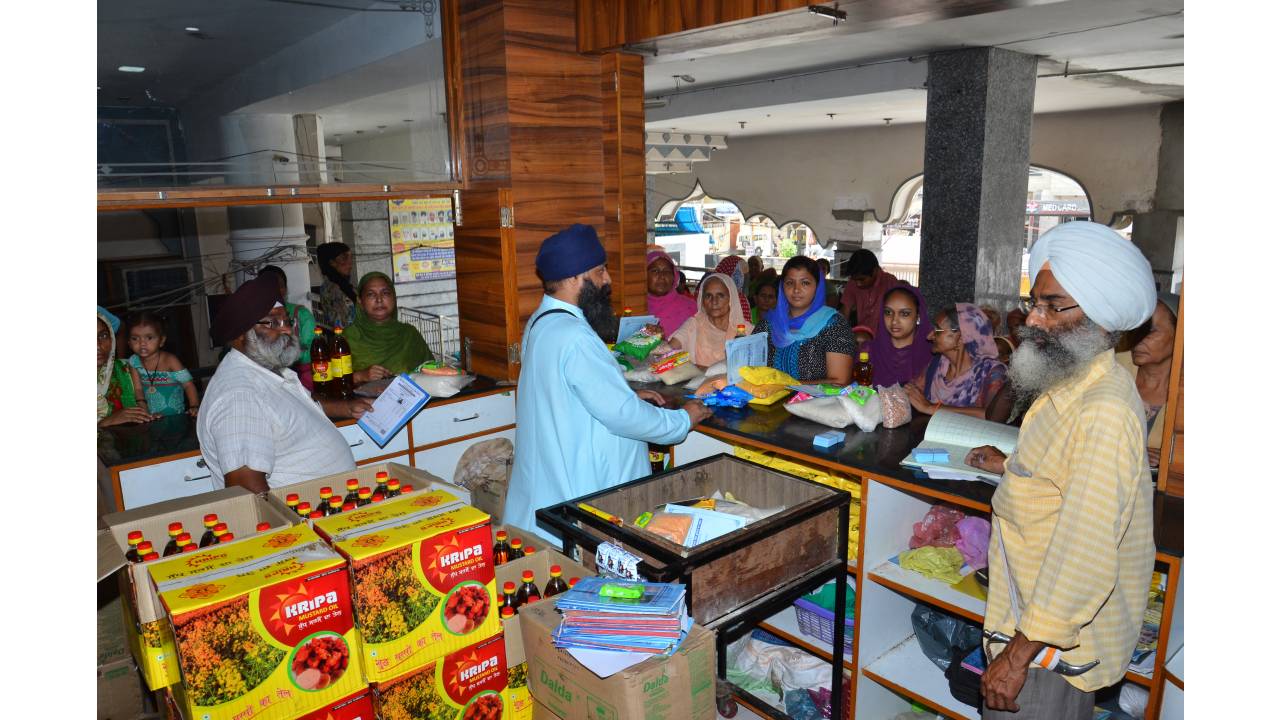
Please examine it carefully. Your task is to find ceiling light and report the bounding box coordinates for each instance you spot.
[118,65,145,73]
[676,74,695,83]
[808,6,847,22]
[185,26,200,32]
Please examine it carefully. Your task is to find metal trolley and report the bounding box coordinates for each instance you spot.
[536,454,851,719]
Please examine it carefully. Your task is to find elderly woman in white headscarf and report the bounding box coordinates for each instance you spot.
[98,305,152,427]
[666,272,752,369]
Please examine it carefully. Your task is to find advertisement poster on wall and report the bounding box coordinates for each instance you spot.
[388,197,455,283]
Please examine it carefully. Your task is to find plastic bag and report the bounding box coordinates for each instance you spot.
[696,385,755,408]
[622,367,661,383]
[878,383,912,428]
[954,516,991,570]
[784,393,882,432]
[640,512,692,545]
[910,604,983,672]
[658,362,701,386]
[910,505,967,550]
[408,370,476,398]
[726,633,832,699]
[614,326,663,360]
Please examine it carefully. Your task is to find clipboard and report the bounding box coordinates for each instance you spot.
[356,373,431,447]
[725,332,767,385]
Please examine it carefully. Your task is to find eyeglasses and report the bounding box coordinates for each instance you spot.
[255,316,296,330]
[930,325,959,334]
[1019,299,1081,316]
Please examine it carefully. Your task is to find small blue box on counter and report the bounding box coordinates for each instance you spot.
[813,430,846,448]
[912,447,950,463]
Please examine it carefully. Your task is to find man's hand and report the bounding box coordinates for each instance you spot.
[965,445,1007,474]
[635,389,668,406]
[682,399,712,425]
[347,398,374,419]
[982,631,1044,712]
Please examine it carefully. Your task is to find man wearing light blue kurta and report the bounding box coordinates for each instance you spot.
[504,225,709,541]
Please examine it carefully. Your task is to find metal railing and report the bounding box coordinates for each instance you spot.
[400,307,461,363]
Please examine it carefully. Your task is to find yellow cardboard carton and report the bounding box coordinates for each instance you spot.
[149,525,365,720]
[374,631,510,720]
[312,489,500,683]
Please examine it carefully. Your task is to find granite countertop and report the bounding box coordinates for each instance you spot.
[97,375,514,470]
[634,380,1183,558]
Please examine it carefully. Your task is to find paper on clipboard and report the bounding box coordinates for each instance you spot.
[725,332,767,385]
[356,373,431,447]
[616,314,658,343]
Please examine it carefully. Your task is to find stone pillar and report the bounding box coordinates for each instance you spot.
[293,113,340,246]
[1130,101,1183,292]
[219,113,312,306]
[919,48,1037,316]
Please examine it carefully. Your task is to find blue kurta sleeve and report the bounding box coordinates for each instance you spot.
[563,332,692,445]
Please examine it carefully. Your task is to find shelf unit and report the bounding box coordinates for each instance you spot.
[756,577,856,671]
[863,635,980,720]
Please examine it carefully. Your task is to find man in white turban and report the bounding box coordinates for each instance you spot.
[964,221,1158,719]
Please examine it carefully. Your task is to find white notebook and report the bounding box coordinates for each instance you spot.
[901,410,1020,484]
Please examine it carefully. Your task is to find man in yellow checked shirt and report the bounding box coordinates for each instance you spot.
[964,221,1159,719]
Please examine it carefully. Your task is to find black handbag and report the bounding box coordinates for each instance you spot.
[945,644,985,710]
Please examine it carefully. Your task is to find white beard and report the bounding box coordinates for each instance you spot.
[245,329,301,372]
[1008,318,1114,415]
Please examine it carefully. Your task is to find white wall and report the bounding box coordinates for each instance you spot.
[647,104,1167,245]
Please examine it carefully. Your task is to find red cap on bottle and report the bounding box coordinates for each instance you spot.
[329,496,342,507]
[358,487,372,498]
[568,577,580,588]
[495,530,508,541]
[501,606,515,618]
[203,514,218,526]
[521,570,535,582]
[167,522,183,535]
[221,533,235,542]
[388,478,401,490]
[343,502,357,511]
[376,471,388,481]
[127,530,143,543]
[137,541,154,554]
[213,523,229,534]
[142,552,160,562]
[298,502,312,514]
[400,484,413,493]
[285,493,299,503]
[255,522,271,532]
[372,492,385,502]
[550,565,562,576]
[510,538,524,549]
[309,510,324,519]
[177,533,192,545]
[182,544,197,553]
[523,547,535,556]
[503,582,516,593]
[319,486,333,497]
[346,478,359,490]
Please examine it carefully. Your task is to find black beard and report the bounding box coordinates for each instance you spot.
[578,278,617,342]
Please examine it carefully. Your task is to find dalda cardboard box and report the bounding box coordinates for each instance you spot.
[99,487,296,690]
[97,657,143,720]
[266,461,469,523]
[312,488,501,683]
[149,524,366,720]
[490,526,593,720]
[519,602,717,720]
[374,632,509,720]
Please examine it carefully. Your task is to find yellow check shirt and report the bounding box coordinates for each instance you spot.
[985,349,1154,692]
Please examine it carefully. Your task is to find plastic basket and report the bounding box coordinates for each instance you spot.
[793,596,853,656]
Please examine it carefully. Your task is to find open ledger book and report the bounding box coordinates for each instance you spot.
[901,410,1020,484]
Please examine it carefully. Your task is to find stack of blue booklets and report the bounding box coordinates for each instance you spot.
[552,577,691,655]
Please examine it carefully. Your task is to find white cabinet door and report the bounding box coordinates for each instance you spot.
[119,454,217,510]
[413,428,515,486]
[411,392,516,448]
[337,422,410,464]
[673,430,734,466]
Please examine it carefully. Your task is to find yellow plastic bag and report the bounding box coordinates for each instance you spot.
[733,446,861,558]
[738,366,799,387]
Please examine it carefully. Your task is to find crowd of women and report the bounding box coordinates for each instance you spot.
[644,246,1178,430]
[97,241,434,428]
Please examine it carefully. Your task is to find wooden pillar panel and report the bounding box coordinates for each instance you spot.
[455,188,519,380]
[459,0,513,186]
[600,52,649,314]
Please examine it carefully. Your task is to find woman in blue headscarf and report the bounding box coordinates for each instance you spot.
[752,256,855,383]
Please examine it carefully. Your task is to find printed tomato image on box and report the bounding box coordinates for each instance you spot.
[375,633,509,720]
[148,525,366,720]
[295,687,376,720]
[312,493,500,682]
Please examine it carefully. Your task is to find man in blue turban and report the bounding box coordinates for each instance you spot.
[505,224,711,540]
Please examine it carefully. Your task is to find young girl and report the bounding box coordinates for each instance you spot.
[126,312,200,416]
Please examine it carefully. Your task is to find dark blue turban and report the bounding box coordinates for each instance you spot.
[535,224,606,282]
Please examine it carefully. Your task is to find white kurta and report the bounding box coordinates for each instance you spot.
[197,349,355,489]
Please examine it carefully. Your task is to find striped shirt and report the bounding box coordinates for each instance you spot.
[197,349,355,489]
[985,349,1154,692]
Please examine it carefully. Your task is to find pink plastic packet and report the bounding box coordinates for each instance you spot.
[954,516,991,570]
[909,505,967,549]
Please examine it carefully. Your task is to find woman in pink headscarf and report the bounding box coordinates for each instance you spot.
[646,250,697,336]
[667,273,751,369]
[906,302,1007,418]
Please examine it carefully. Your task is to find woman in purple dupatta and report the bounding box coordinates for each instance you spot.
[906,302,1007,418]
[867,285,933,388]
